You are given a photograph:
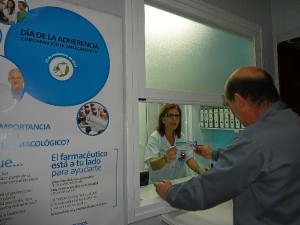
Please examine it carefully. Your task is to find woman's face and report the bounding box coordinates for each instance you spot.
[7,1,14,8]
[161,108,180,132]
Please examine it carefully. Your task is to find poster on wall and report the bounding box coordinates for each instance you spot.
[0,0,123,225]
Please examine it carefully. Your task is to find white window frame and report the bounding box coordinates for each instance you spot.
[125,0,262,223]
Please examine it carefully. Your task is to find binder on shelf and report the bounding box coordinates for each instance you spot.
[203,106,209,128]
[200,106,204,128]
[219,107,224,128]
[214,107,219,128]
[208,106,214,128]
[224,107,230,128]
[235,117,241,129]
[229,111,235,129]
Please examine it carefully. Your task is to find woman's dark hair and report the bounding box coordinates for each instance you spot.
[156,104,182,138]
[225,69,279,106]
[7,0,16,15]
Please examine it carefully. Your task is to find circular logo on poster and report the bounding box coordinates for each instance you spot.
[49,57,73,81]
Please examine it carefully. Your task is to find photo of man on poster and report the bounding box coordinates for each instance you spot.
[0,65,25,112]
[8,68,25,104]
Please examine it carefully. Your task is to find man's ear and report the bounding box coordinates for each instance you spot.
[233,93,246,105]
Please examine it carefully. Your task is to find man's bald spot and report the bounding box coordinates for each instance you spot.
[225,66,265,92]
[230,66,265,80]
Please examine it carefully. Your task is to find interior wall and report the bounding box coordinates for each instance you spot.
[271,0,300,38]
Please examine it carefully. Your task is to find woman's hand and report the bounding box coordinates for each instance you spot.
[164,146,177,162]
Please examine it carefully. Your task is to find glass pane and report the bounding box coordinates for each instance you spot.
[145,5,254,94]
[139,102,240,200]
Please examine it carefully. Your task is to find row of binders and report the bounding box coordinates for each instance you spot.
[200,106,244,129]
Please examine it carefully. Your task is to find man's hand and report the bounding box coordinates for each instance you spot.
[194,144,212,160]
[154,179,172,200]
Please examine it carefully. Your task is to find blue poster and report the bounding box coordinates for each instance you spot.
[0,1,123,225]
